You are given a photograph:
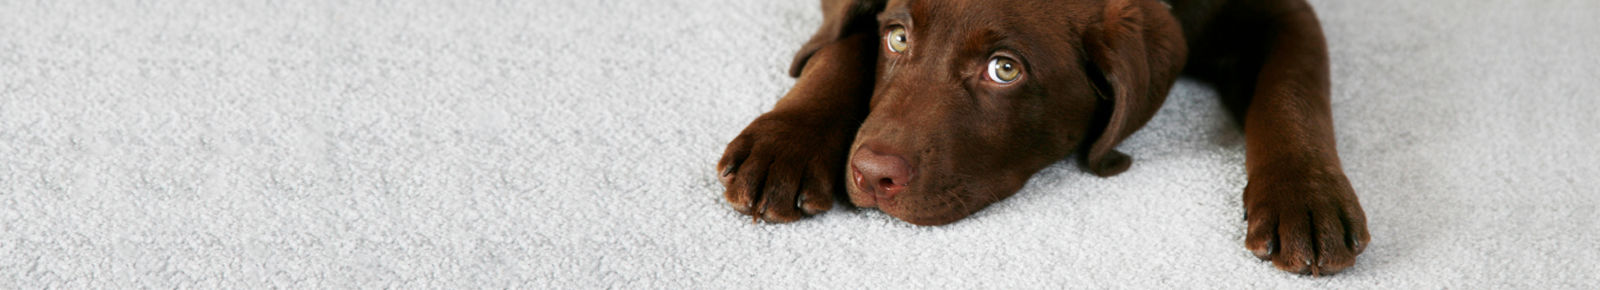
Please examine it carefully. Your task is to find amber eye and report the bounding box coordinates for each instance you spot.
[987,57,1021,83]
[885,26,909,53]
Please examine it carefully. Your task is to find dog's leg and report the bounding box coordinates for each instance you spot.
[717,32,877,222]
[1232,5,1370,276]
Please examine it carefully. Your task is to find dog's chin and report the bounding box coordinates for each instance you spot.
[846,184,978,226]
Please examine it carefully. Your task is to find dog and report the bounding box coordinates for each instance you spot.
[716,0,1369,275]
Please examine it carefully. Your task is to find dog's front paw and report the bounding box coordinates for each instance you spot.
[717,112,856,223]
[1243,168,1370,276]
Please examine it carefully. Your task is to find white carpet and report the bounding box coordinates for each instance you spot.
[2,0,1597,288]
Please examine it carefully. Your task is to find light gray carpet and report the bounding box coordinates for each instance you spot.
[3,0,1597,288]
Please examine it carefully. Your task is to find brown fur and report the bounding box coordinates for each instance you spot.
[717,0,1369,276]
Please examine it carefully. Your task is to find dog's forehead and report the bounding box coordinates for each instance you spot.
[879,0,1092,37]
[881,0,993,25]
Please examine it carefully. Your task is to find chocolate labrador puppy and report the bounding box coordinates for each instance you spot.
[717,0,1369,275]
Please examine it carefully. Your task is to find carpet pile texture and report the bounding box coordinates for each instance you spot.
[2,0,1596,287]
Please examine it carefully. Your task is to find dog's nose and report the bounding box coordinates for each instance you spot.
[851,146,913,199]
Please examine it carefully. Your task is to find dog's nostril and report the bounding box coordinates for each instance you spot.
[878,178,898,189]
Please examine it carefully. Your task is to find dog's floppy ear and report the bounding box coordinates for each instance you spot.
[789,0,886,77]
[1080,0,1187,177]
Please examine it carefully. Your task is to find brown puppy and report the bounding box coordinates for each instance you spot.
[717,0,1369,275]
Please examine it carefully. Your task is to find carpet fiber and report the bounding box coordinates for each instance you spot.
[3,0,1597,288]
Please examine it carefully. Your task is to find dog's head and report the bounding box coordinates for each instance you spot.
[791,0,1187,225]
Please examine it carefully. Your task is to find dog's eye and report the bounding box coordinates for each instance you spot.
[987,57,1021,83]
[885,26,909,53]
